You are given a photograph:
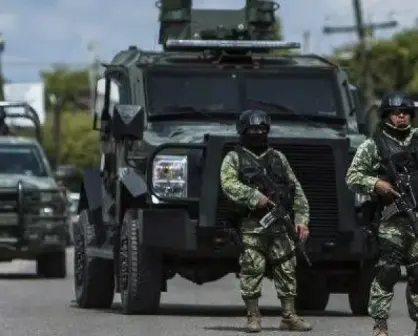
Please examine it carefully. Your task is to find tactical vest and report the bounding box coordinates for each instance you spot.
[373,128,418,206]
[235,146,295,216]
[374,128,418,181]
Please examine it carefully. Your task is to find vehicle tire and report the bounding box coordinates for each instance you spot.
[36,250,67,278]
[295,269,330,312]
[73,209,115,309]
[348,264,375,316]
[119,209,162,315]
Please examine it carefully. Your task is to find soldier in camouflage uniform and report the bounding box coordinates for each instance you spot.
[346,92,418,336]
[220,109,312,333]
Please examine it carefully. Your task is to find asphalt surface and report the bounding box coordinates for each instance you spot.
[0,248,413,336]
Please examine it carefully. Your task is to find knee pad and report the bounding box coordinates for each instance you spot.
[375,264,401,292]
[407,264,418,294]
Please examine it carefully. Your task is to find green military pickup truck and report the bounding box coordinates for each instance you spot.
[0,101,68,278]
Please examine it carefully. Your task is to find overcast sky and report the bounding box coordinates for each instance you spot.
[0,0,417,82]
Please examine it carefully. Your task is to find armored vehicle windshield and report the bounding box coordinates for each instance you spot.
[146,65,342,120]
[136,39,350,127]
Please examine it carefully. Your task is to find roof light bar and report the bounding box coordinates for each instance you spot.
[164,39,301,51]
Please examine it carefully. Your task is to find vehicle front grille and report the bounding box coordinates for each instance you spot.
[0,190,42,215]
[0,192,18,213]
[217,144,339,241]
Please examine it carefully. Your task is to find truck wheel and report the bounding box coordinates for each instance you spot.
[296,270,330,312]
[36,250,67,278]
[74,209,115,309]
[348,265,375,316]
[119,209,162,314]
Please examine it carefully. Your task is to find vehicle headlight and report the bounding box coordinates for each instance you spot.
[152,155,188,199]
[355,193,371,207]
[39,207,54,216]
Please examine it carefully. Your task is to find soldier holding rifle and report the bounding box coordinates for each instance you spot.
[220,109,312,333]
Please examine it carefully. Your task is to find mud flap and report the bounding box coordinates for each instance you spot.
[79,168,106,246]
[119,169,147,198]
[137,209,197,251]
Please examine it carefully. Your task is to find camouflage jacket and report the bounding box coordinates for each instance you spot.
[346,127,418,195]
[220,147,310,231]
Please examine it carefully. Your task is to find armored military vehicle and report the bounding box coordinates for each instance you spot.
[74,0,374,315]
[0,101,68,278]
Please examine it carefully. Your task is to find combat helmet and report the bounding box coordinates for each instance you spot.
[236,109,271,135]
[378,91,416,119]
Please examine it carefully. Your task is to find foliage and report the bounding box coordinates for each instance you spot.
[331,27,418,98]
[12,111,99,191]
[42,111,100,169]
[40,65,90,110]
[14,111,100,170]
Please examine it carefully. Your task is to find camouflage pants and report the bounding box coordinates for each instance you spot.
[239,230,296,300]
[369,215,418,321]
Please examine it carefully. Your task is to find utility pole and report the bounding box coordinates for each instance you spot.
[87,40,100,115]
[302,30,311,53]
[322,0,398,108]
[0,33,5,101]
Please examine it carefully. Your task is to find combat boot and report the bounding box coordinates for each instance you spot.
[244,299,261,333]
[279,297,312,331]
[372,319,388,336]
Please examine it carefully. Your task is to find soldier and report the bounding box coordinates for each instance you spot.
[346,91,418,336]
[220,109,312,333]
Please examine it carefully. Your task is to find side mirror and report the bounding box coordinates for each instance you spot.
[93,77,120,131]
[112,104,144,141]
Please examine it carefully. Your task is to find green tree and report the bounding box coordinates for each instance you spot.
[331,27,418,97]
[42,111,100,170]
[41,66,90,110]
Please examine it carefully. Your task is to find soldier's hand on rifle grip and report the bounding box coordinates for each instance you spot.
[257,194,275,208]
[374,180,401,198]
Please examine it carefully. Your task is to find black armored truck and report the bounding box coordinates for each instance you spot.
[0,101,68,278]
[74,0,375,315]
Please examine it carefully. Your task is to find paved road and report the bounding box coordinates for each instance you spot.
[0,248,413,336]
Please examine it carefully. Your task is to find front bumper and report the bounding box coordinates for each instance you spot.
[138,208,243,258]
[0,216,67,261]
[141,137,375,263]
[0,183,68,260]
[138,208,375,262]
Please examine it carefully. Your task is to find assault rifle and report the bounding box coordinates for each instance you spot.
[239,149,312,266]
[260,201,312,266]
[380,151,418,237]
